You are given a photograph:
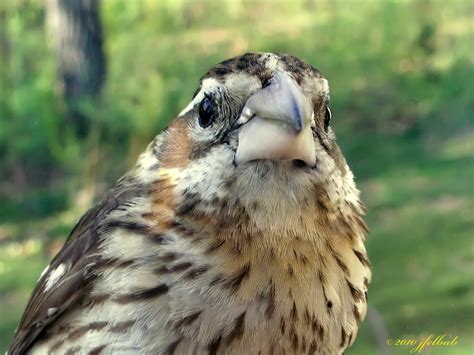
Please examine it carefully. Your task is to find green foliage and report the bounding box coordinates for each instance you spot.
[0,0,473,352]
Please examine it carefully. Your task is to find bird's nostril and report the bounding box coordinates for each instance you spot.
[293,159,307,168]
[261,77,273,88]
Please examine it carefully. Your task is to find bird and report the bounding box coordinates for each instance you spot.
[9,52,371,355]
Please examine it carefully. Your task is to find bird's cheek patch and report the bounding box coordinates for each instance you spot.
[158,118,193,169]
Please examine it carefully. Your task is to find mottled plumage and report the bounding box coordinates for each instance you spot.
[9,53,371,355]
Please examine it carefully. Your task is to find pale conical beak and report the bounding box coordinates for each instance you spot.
[235,71,316,167]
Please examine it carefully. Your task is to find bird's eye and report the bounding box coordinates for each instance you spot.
[198,94,214,128]
[324,106,332,131]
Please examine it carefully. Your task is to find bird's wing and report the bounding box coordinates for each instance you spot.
[8,177,145,355]
[8,208,102,355]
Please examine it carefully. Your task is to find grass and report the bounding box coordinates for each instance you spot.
[1,128,472,353]
[347,131,474,354]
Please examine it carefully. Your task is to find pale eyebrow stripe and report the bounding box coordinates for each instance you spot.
[179,78,221,117]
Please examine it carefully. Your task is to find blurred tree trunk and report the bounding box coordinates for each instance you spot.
[46,0,106,137]
[0,6,9,122]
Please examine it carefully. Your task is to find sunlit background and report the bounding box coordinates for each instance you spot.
[0,0,473,353]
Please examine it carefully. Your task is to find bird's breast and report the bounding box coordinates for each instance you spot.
[29,209,370,355]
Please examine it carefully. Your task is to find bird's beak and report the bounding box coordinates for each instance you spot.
[235,71,316,167]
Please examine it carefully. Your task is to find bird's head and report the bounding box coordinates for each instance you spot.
[140,53,364,236]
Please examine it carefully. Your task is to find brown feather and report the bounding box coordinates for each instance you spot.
[8,176,148,354]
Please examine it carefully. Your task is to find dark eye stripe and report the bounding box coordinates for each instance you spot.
[313,127,331,156]
[191,86,202,99]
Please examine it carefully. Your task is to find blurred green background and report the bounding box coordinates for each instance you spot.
[0,0,473,353]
